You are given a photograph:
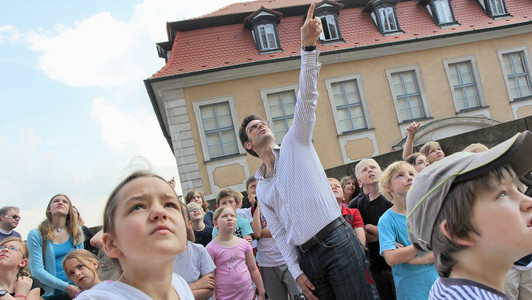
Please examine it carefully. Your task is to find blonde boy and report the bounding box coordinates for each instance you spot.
[353,159,396,299]
[407,131,532,299]
[212,188,253,244]
[187,202,213,247]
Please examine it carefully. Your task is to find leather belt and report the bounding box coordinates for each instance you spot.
[298,217,345,253]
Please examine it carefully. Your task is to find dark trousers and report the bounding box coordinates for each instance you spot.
[299,222,372,300]
[370,269,396,300]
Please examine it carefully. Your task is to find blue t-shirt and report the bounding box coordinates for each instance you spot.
[52,236,75,296]
[378,209,438,300]
[211,216,253,239]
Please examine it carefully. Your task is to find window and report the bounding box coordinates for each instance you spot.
[498,47,532,101]
[378,7,399,33]
[476,0,508,18]
[244,8,282,53]
[444,57,487,112]
[328,78,370,133]
[260,86,297,143]
[193,97,242,161]
[257,24,278,51]
[319,14,340,41]
[386,66,431,123]
[433,0,454,24]
[488,0,506,16]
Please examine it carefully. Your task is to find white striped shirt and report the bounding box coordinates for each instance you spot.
[429,277,511,300]
[255,50,341,280]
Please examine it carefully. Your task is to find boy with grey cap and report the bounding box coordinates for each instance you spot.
[406,131,532,299]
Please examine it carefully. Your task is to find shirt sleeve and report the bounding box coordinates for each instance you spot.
[199,245,216,275]
[352,209,365,228]
[27,229,70,293]
[259,200,303,280]
[237,217,254,237]
[377,212,397,255]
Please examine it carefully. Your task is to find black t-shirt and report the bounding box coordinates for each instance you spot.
[194,224,214,247]
[354,194,393,271]
[9,276,44,297]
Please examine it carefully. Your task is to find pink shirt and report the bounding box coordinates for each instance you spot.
[206,238,254,300]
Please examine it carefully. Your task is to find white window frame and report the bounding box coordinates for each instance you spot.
[324,74,373,135]
[443,55,487,113]
[260,84,299,144]
[192,96,244,162]
[488,0,506,16]
[378,7,398,33]
[497,45,532,102]
[319,14,340,41]
[433,0,454,24]
[257,24,278,51]
[385,65,432,123]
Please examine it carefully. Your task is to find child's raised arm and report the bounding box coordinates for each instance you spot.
[402,122,421,160]
[245,251,265,300]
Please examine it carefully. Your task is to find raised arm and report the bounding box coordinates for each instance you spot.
[402,122,421,160]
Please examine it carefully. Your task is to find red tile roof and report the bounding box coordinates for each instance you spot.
[150,0,532,79]
[200,0,316,18]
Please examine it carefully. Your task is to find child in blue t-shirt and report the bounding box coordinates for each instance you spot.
[377,161,438,300]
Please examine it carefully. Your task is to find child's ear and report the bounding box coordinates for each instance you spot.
[92,260,99,270]
[244,141,252,150]
[440,220,475,247]
[213,219,218,229]
[18,258,28,269]
[102,233,122,259]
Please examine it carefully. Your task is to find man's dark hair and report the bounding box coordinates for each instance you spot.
[239,114,262,158]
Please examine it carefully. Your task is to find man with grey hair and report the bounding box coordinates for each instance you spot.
[0,206,22,241]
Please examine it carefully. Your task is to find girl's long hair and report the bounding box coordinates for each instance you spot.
[38,194,83,245]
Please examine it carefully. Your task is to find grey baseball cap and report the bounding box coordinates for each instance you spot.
[406,131,532,252]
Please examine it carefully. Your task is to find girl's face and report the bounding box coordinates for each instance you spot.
[343,179,355,196]
[49,195,70,216]
[64,258,98,290]
[414,155,430,173]
[388,167,415,198]
[0,240,26,270]
[191,192,203,206]
[103,177,187,264]
[428,145,445,163]
[214,208,236,232]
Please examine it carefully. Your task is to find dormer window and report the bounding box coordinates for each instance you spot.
[314,1,344,44]
[244,8,283,54]
[257,24,278,51]
[363,0,402,35]
[476,0,510,18]
[416,0,458,27]
[378,7,399,33]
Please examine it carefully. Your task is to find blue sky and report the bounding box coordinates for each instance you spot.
[1,0,249,237]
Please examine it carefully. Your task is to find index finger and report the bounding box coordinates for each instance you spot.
[306,3,315,21]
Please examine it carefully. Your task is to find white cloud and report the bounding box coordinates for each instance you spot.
[0,25,21,45]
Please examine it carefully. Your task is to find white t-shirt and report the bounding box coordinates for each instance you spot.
[75,274,194,300]
[173,241,216,283]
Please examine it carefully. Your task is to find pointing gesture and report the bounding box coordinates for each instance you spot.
[301,3,323,47]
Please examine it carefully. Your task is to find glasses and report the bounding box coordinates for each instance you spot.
[189,208,202,213]
[0,245,22,254]
[246,120,269,133]
[11,215,21,221]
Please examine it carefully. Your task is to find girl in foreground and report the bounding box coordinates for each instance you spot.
[76,171,193,300]
[206,206,265,300]
[0,237,43,299]
[62,250,102,296]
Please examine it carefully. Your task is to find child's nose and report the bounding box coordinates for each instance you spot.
[150,204,168,221]
[520,193,532,211]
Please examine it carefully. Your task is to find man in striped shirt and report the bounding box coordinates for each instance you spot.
[238,4,371,300]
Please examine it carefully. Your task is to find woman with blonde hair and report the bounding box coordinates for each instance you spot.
[27,194,84,299]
